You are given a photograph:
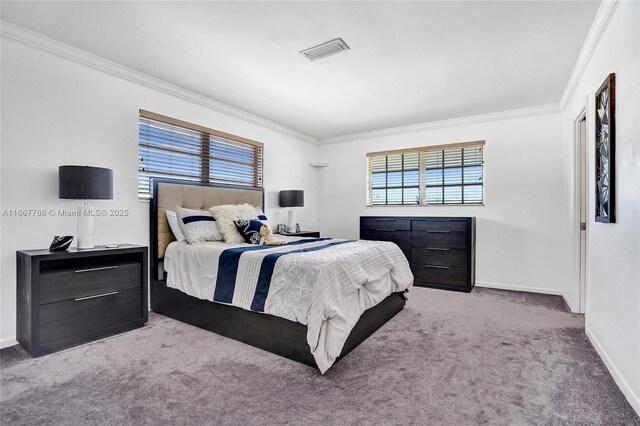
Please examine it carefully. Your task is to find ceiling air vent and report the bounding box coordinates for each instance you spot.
[300,38,350,61]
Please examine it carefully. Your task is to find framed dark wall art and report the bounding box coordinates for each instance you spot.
[595,73,615,223]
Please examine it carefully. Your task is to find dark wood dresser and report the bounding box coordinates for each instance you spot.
[17,245,148,356]
[361,216,476,292]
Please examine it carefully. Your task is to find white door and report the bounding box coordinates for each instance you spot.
[579,117,587,314]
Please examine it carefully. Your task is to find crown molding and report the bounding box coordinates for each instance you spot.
[2,0,617,149]
[559,0,620,110]
[318,103,561,145]
[0,20,317,144]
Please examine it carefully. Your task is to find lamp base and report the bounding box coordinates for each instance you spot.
[287,209,296,233]
[77,201,95,249]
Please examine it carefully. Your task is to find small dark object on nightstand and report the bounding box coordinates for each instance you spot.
[48,236,73,251]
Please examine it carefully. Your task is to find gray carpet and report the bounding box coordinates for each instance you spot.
[1,287,638,425]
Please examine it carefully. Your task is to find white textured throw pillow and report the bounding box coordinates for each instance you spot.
[209,204,260,244]
[176,207,222,244]
[254,208,271,230]
[165,210,186,242]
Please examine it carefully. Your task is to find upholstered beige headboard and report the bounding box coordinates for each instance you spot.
[153,180,264,260]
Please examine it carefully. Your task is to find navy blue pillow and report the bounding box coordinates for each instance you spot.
[234,219,264,244]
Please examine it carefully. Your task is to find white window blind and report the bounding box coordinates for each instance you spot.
[138,111,263,200]
[366,142,484,206]
[367,152,420,205]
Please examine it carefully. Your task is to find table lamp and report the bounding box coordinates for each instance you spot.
[59,165,113,249]
[279,190,304,233]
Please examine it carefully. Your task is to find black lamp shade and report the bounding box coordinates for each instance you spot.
[59,166,113,200]
[279,190,304,208]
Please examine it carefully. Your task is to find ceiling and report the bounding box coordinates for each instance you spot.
[1,1,600,140]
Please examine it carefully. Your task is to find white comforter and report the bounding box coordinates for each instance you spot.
[164,237,413,372]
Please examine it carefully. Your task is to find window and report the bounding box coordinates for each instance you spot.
[138,110,263,200]
[366,141,484,206]
[367,152,420,205]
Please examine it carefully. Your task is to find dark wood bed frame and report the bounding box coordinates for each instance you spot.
[149,178,406,369]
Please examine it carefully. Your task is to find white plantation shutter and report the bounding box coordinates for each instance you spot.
[367,141,484,206]
[138,111,263,200]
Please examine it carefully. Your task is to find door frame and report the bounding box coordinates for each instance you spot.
[573,106,588,314]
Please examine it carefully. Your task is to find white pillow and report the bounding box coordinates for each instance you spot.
[165,210,185,241]
[209,204,260,244]
[255,208,271,231]
[176,207,222,244]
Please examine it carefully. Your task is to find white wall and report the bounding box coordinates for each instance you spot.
[0,37,320,345]
[316,112,573,296]
[561,1,640,413]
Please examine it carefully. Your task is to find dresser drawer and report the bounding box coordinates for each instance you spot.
[361,217,411,231]
[411,264,468,289]
[361,229,411,258]
[412,230,468,249]
[411,248,468,268]
[39,287,142,344]
[411,219,469,232]
[40,263,142,305]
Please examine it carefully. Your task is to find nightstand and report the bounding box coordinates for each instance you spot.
[277,231,320,238]
[17,245,148,356]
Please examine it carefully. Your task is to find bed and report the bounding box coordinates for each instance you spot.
[149,178,413,372]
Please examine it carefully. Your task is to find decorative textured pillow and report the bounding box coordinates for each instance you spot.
[165,210,186,242]
[254,208,271,230]
[209,203,260,244]
[176,207,222,244]
[234,219,264,244]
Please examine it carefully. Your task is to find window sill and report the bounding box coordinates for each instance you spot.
[366,204,484,207]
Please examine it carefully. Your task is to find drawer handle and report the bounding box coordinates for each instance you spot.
[74,266,119,273]
[424,264,450,269]
[74,291,119,301]
[426,230,450,233]
[426,248,450,251]
[375,229,397,231]
[375,219,396,221]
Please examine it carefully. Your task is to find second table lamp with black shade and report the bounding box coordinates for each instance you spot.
[279,190,304,233]
[59,165,113,249]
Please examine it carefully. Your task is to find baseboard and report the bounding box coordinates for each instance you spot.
[475,281,564,296]
[0,336,18,349]
[586,326,640,416]
[562,293,577,313]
